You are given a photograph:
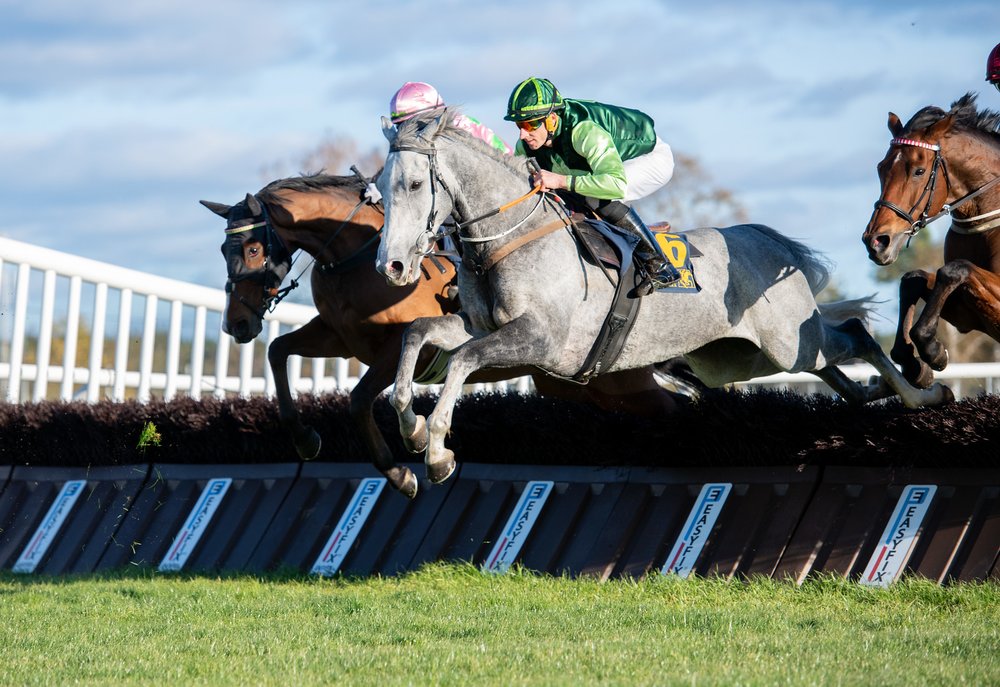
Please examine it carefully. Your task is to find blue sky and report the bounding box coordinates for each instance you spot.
[1,0,997,333]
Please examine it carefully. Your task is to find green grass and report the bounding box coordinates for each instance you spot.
[0,564,996,686]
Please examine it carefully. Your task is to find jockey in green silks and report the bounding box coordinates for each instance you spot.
[505,76,680,293]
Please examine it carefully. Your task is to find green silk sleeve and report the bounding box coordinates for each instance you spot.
[568,121,627,199]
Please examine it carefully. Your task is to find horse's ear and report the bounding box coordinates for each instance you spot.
[382,116,397,144]
[926,113,955,141]
[200,200,231,217]
[245,193,262,216]
[424,110,450,138]
[887,112,903,137]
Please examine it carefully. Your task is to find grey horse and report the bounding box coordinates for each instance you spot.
[375,108,952,487]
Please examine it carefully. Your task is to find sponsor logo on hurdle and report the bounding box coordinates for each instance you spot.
[158,478,232,572]
[861,484,936,587]
[311,477,387,576]
[483,481,554,574]
[661,483,732,578]
[13,480,88,574]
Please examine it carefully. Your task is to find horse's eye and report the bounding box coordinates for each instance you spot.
[914,168,925,177]
[248,246,260,256]
[409,180,422,192]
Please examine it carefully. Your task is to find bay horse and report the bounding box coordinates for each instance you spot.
[374,108,952,484]
[201,173,699,497]
[863,93,1000,388]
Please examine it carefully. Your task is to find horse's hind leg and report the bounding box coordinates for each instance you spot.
[890,270,935,388]
[823,317,952,408]
[391,314,473,459]
[268,318,348,460]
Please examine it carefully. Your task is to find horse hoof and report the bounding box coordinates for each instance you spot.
[404,415,428,454]
[935,383,955,405]
[387,466,419,499]
[928,347,949,372]
[294,428,322,461]
[426,450,456,484]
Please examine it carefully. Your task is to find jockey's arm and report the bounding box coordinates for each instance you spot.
[566,122,628,199]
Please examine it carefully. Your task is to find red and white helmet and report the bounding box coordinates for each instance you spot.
[389,82,446,124]
[987,42,1000,89]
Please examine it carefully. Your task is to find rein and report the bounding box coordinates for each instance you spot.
[874,137,1000,237]
[389,140,564,271]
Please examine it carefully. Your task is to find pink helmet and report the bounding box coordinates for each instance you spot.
[389,82,446,124]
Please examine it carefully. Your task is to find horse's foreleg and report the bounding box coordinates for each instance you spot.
[423,317,546,483]
[267,318,349,460]
[909,260,978,373]
[350,342,418,499]
[890,270,935,388]
[823,317,952,408]
[391,314,473,456]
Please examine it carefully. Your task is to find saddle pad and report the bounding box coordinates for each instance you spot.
[653,231,700,293]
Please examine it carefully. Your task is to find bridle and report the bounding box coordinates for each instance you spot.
[387,142,564,272]
[225,190,382,320]
[873,136,1000,238]
[224,203,292,320]
[388,141,459,260]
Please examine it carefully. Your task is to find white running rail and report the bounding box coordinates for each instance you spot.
[1,236,998,404]
[0,236,351,403]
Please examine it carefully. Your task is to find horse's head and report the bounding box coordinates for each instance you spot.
[375,111,456,286]
[863,108,957,265]
[200,193,292,343]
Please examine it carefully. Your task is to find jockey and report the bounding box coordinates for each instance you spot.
[988,42,1000,94]
[390,81,513,155]
[504,76,680,293]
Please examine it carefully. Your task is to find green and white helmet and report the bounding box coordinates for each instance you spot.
[504,77,565,122]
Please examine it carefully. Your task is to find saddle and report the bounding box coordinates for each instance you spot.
[567,215,701,383]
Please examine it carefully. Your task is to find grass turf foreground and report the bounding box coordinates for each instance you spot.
[0,564,996,686]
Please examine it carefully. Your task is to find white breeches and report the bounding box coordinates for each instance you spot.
[623,137,674,203]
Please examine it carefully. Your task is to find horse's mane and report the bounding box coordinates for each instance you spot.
[257,172,365,205]
[393,106,524,177]
[904,92,1000,141]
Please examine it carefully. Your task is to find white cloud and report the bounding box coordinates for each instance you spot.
[0,0,997,335]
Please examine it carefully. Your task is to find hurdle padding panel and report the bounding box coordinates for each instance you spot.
[95,463,298,572]
[773,467,1000,584]
[407,464,641,576]
[602,466,820,581]
[0,465,149,574]
[243,462,455,575]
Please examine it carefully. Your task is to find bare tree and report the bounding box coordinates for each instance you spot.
[259,134,385,182]
[635,152,749,229]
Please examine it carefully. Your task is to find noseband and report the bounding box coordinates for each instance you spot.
[874,137,1000,237]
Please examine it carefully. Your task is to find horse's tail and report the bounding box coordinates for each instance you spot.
[817,295,878,328]
[749,224,831,295]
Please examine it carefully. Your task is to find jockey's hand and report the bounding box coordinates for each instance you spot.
[531,169,568,191]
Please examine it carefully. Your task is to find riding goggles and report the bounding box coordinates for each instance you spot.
[515,116,547,132]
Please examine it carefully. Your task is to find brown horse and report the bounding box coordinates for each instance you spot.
[863,93,1000,388]
[202,173,698,497]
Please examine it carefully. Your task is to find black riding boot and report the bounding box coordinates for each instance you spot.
[597,201,681,294]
